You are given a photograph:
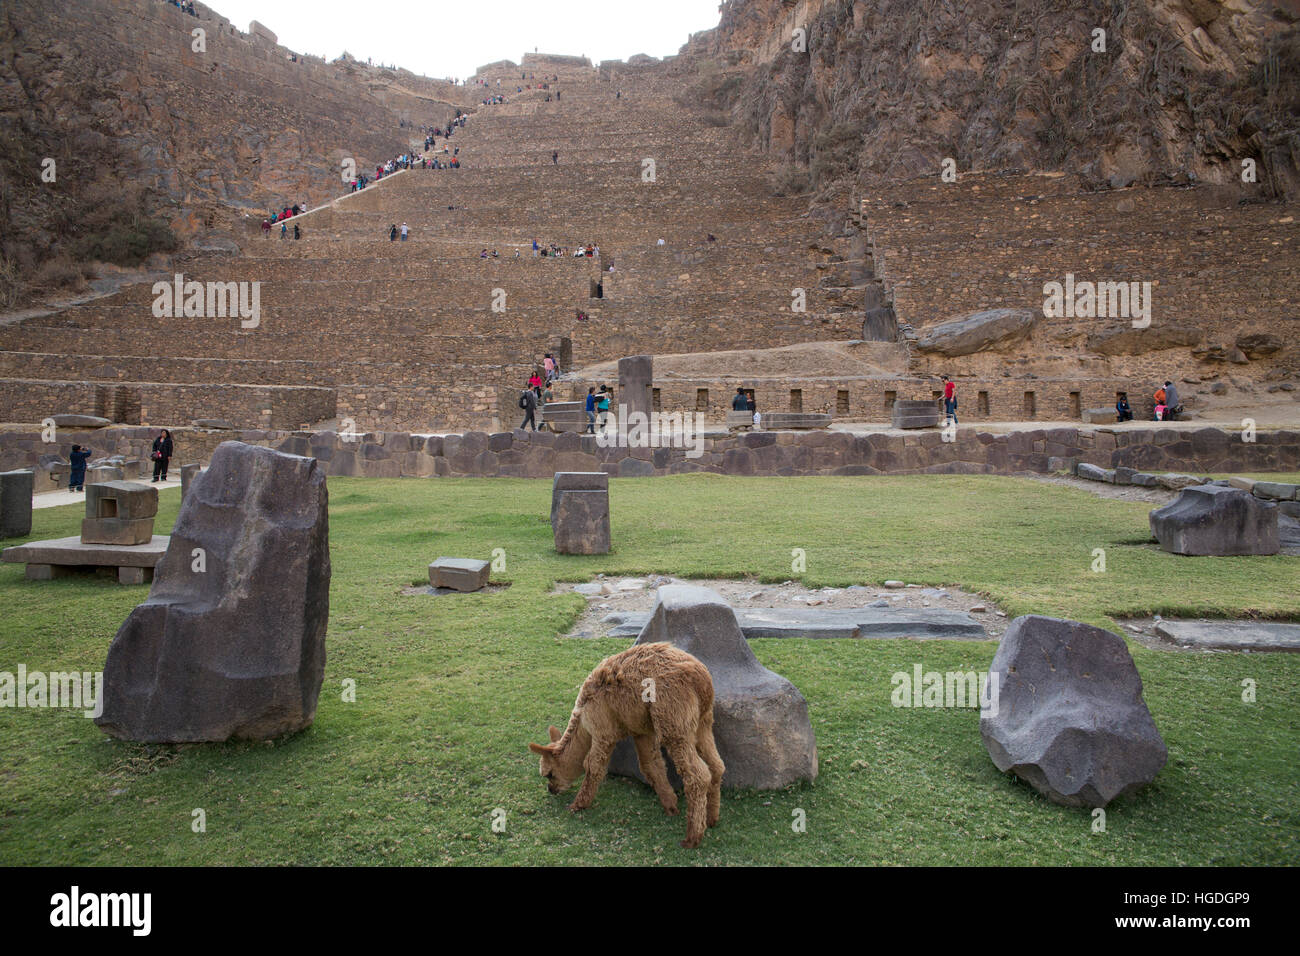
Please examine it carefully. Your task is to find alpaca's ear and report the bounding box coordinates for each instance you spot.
[548,725,561,742]
[528,742,549,755]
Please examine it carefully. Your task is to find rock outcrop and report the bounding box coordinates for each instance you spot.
[914,309,1037,357]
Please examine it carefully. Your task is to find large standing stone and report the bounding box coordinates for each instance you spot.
[551,472,610,554]
[1149,485,1279,556]
[617,355,653,421]
[0,470,34,539]
[981,615,1167,807]
[180,463,205,500]
[609,585,817,789]
[96,442,330,742]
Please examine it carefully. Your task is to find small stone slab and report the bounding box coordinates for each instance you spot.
[51,414,111,428]
[81,517,154,546]
[764,412,831,430]
[1252,482,1298,501]
[1077,463,1115,482]
[428,557,490,592]
[1153,620,1300,652]
[1155,472,1203,490]
[600,606,988,640]
[192,419,237,430]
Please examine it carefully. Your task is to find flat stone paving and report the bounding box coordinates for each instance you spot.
[1153,620,1300,652]
[601,606,988,640]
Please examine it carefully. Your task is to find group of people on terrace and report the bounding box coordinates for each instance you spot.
[517,354,569,431]
[1115,381,1182,422]
[160,0,198,15]
[527,240,599,258]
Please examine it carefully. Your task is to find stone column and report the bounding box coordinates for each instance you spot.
[0,470,34,539]
[617,355,653,421]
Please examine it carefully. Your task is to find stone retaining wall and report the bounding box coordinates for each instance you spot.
[2,425,1294,483]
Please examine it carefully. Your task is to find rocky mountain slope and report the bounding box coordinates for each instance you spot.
[685,0,1299,204]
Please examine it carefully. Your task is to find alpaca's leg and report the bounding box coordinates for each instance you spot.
[665,737,711,848]
[633,735,678,815]
[568,737,615,812]
[696,718,725,828]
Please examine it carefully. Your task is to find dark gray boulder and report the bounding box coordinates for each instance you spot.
[0,470,34,539]
[609,584,817,789]
[914,308,1037,356]
[1149,485,1279,556]
[96,442,330,742]
[981,615,1167,807]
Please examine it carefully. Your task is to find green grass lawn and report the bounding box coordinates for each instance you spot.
[1,474,1297,865]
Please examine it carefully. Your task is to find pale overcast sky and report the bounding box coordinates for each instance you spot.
[207,0,723,80]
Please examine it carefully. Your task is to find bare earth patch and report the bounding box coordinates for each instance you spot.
[553,574,1008,640]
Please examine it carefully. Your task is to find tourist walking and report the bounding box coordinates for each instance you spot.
[68,444,92,492]
[942,375,958,424]
[552,151,558,164]
[151,429,174,482]
[400,222,409,241]
[585,386,597,433]
[528,368,543,397]
[732,387,749,411]
[519,386,538,431]
[544,353,555,382]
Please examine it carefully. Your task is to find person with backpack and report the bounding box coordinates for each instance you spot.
[519,386,538,431]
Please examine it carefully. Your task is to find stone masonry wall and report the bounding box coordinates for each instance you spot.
[2,425,1293,485]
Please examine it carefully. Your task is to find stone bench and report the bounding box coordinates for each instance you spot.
[725,409,755,431]
[2,535,170,584]
[763,412,831,430]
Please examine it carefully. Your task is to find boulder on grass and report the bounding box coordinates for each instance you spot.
[1149,485,1279,556]
[981,615,1167,807]
[609,584,817,789]
[96,442,330,742]
[551,472,610,554]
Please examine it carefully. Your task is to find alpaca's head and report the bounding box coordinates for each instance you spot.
[528,725,575,794]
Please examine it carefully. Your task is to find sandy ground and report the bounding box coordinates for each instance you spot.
[552,574,1009,640]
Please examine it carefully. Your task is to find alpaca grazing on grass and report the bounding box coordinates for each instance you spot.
[529,642,725,848]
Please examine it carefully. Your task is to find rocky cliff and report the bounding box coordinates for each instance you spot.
[687,0,1299,203]
[0,0,472,307]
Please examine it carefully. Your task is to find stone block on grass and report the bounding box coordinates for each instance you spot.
[429,557,490,592]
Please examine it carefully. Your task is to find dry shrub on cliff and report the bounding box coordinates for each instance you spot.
[771,164,811,196]
[810,122,864,188]
[27,256,87,295]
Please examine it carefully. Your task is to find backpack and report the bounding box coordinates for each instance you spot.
[518,392,529,409]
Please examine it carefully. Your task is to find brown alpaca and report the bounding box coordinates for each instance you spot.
[529,642,725,848]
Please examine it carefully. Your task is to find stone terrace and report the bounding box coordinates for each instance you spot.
[0,58,858,431]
